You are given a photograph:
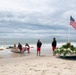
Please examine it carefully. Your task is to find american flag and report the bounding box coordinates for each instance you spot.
[70,16,76,30]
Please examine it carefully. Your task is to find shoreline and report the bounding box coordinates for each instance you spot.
[0,42,76,59]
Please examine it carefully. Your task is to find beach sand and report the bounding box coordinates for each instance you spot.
[0,43,76,75]
[0,53,76,75]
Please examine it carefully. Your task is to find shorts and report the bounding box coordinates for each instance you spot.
[52,46,56,51]
[19,48,22,51]
[27,48,30,52]
[37,47,41,51]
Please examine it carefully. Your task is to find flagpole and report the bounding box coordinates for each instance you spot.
[68,19,70,43]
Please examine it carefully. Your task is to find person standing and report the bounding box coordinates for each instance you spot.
[37,39,42,56]
[52,38,57,56]
[18,42,22,52]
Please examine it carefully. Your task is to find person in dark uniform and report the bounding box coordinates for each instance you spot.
[52,38,57,56]
[37,39,42,56]
[18,42,22,52]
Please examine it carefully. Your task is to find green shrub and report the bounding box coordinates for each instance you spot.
[54,42,76,56]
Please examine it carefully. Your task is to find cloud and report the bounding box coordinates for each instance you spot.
[0,0,76,41]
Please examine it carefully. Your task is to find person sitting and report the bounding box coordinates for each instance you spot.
[14,44,16,49]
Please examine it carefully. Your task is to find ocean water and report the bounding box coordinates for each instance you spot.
[0,39,76,58]
[0,38,76,49]
[0,38,76,45]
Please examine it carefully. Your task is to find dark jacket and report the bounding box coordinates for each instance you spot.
[18,44,22,49]
[52,40,57,47]
[37,41,42,48]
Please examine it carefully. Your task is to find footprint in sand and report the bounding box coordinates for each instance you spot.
[14,64,18,66]
[41,70,45,75]
[1,65,4,66]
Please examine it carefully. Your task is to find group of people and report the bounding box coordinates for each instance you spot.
[36,38,57,56]
[13,37,57,56]
[13,43,30,54]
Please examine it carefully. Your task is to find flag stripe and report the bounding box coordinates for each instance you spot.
[70,16,76,30]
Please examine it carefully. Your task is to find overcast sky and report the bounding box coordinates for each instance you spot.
[0,0,76,24]
[0,0,76,41]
